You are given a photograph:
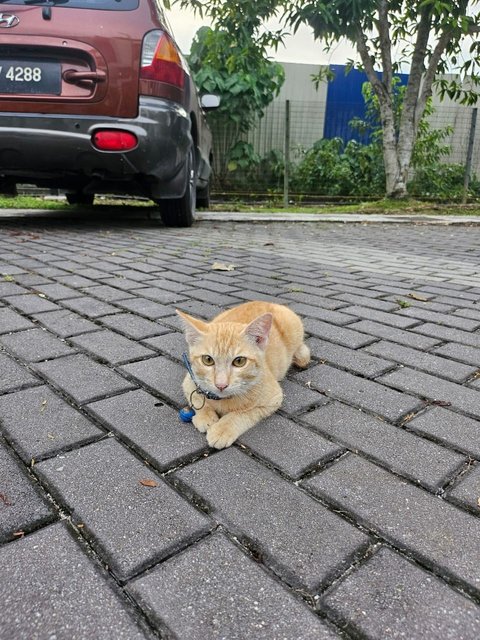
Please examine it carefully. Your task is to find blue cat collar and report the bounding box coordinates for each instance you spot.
[181,352,222,401]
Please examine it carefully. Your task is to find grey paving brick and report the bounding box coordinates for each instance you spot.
[34,354,135,404]
[31,282,84,301]
[129,531,337,640]
[383,295,456,313]
[290,301,356,326]
[0,445,54,541]
[0,385,102,462]
[397,307,480,331]
[432,342,480,367]
[454,307,480,321]
[142,331,185,360]
[0,307,35,333]
[55,274,96,288]
[0,522,148,639]
[116,297,173,319]
[303,318,376,349]
[106,272,156,285]
[6,292,60,314]
[417,285,478,300]
[32,308,98,337]
[448,464,480,511]
[124,260,162,274]
[10,273,50,287]
[407,407,480,458]
[0,327,75,362]
[0,352,40,394]
[62,296,122,319]
[304,454,480,594]
[296,364,422,421]
[333,292,399,311]
[329,283,384,298]
[348,319,442,349]
[322,546,480,640]
[340,305,421,328]
[134,286,188,305]
[307,337,394,378]
[82,284,135,302]
[85,389,206,469]
[0,281,28,297]
[238,413,343,479]
[99,313,170,340]
[70,329,155,365]
[227,289,290,304]
[188,278,240,294]
[120,355,185,406]
[281,378,329,415]
[301,402,464,490]
[283,290,346,310]
[175,447,369,593]
[378,366,480,420]
[413,322,480,348]
[176,299,223,320]
[37,438,212,581]
[364,340,477,382]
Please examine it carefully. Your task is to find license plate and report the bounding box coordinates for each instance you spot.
[0,60,61,95]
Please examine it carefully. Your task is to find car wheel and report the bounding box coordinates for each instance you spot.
[66,192,95,206]
[196,181,210,209]
[160,146,196,227]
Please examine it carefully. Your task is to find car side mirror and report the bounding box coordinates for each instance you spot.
[200,94,221,111]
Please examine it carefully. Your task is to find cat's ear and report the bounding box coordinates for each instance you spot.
[176,310,207,346]
[243,313,272,350]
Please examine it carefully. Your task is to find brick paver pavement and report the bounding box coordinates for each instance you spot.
[0,212,479,639]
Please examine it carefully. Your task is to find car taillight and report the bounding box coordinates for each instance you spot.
[140,30,185,88]
[92,130,138,151]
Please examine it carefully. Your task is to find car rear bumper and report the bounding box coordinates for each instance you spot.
[0,97,192,198]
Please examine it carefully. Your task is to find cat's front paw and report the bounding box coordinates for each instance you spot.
[192,407,219,433]
[206,418,239,449]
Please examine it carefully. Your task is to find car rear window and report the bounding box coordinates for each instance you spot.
[0,0,139,9]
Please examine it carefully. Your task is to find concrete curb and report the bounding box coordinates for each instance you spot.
[1,208,480,225]
[197,212,480,224]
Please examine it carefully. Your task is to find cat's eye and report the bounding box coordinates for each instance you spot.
[232,356,247,367]
[201,355,215,366]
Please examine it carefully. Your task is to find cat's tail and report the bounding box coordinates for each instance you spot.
[293,343,310,368]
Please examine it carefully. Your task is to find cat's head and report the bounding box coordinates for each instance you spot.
[177,309,272,399]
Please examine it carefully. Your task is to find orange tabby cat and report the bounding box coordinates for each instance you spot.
[177,301,310,449]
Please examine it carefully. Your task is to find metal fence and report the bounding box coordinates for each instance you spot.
[210,98,480,200]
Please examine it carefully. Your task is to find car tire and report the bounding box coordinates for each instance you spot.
[196,181,210,209]
[160,146,196,227]
[66,192,94,206]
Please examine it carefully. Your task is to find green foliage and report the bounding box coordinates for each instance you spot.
[226,142,261,172]
[189,26,284,134]
[186,22,284,184]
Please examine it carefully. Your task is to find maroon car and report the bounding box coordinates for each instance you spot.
[0,0,218,226]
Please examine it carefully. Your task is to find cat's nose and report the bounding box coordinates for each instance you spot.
[215,382,229,391]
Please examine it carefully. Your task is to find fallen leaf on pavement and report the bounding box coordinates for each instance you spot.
[140,479,158,487]
[212,262,235,271]
[0,492,13,506]
[408,293,429,301]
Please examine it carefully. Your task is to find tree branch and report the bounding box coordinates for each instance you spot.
[354,28,386,100]
[376,0,393,91]
[415,28,454,127]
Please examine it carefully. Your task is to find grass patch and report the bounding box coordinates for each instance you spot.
[1,194,480,217]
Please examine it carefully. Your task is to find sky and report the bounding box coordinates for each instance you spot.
[165,5,358,66]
